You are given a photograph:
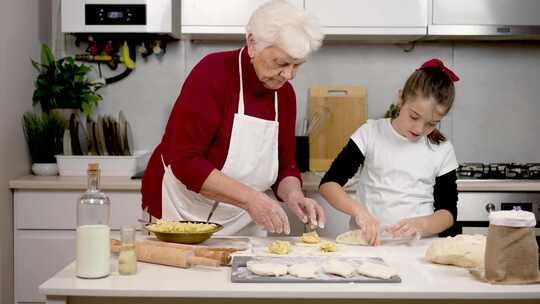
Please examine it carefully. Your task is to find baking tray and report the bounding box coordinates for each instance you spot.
[231,255,401,283]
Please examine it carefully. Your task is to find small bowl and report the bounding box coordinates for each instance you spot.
[145,221,223,244]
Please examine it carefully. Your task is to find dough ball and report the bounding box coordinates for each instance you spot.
[425,234,486,269]
[336,229,368,245]
[320,242,337,253]
[268,240,292,255]
[247,261,288,276]
[288,263,319,279]
[322,260,355,277]
[356,261,397,279]
[301,231,320,244]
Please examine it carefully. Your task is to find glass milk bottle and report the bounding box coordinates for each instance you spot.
[76,163,111,278]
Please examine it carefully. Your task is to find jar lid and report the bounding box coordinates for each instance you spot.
[489,210,536,227]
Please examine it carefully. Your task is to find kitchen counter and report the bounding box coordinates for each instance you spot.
[9,175,141,190]
[39,238,540,304]
[10,173,540,192]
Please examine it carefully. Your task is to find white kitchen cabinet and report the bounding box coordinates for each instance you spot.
[12,187,142,303]
[429,0,540,36]
[181,0,304,35]
[181,0,427,39]
[305,0,427,37]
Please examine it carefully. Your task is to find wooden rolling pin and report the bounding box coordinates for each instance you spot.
[137,239,233,265]
[111,240,222,268]
[136,243,220,268]
[111,239,230,268]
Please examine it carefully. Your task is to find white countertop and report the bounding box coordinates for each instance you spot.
[9,175,141,190]
[10,173,540,192]
[39,238,540,300]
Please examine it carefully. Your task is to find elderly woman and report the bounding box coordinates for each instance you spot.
[142,0,326,236]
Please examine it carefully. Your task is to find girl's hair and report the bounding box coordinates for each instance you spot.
[246,0,324,59]
[400,67,456,145]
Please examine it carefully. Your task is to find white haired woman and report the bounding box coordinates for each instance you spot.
[142,0,326,236]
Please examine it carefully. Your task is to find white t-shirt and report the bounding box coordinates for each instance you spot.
[351,118,458,227]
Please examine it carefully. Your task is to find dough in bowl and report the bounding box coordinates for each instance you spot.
[336,229,368,245]
[425,234,486,269]
[247,261,288,277]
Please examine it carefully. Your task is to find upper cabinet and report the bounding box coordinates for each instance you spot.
[181,0,303,36]
[180,0,540,40]
[429,0,540,37]
[304,0,427,38]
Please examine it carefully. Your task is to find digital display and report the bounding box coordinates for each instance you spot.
[107,11,124,19]
[86,4,145,25]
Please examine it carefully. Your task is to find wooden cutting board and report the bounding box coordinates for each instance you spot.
[308,85,367,171]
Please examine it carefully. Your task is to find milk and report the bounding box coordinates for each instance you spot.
[76,224,110,278]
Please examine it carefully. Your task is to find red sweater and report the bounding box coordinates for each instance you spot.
[142,48,301,218]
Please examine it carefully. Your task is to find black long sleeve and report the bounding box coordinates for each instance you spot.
[320,139,364,187]
[433,169,461,236]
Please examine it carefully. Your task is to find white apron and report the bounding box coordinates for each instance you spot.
[161,48,280,236]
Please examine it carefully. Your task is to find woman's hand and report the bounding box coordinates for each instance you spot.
[245,191,290,234]
[354,211,380,246]
[386,217,426,239]
[284,191,326,229]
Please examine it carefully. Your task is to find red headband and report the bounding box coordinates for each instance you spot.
[420,58,460,82]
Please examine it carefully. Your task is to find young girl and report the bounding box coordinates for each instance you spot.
[319,59,460,246]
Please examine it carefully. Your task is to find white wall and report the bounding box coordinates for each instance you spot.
[87,39,540,164]
[0,1,50,302]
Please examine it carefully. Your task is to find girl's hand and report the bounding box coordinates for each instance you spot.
[354,212,380,246]
[386,217,426,239]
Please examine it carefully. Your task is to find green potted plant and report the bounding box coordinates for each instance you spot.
[22,111,66,175]
[31,44,103,119]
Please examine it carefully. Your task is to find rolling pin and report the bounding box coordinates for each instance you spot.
[136,243,220,268]
[111,239,222,268]
[137,239,233,265]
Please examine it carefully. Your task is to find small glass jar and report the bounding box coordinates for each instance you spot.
[118,226,137,275]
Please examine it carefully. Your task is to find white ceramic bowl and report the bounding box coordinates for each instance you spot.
[32,163,59,176]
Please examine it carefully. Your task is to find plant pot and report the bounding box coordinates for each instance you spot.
[50,108,80,125]
[32,163,59,176]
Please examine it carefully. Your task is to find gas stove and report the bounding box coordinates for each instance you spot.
[457,162,540,180]
[456,162,540,252]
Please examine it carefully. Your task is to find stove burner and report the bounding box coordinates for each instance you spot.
[457,162,540,179]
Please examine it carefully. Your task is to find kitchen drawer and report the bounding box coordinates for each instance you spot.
[14,230,126,303]
[14,190,142,229]
[15,230,76,303]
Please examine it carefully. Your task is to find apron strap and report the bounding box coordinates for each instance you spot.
[274,91,278,122]
[160,154,167,168]
[237,47,279,122]
[237,48,245,115]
